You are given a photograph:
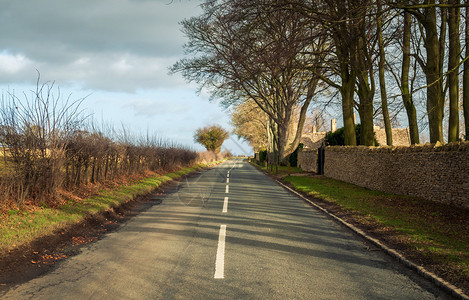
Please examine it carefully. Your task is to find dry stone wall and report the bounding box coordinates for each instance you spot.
[298,148,318,172]
[298,142,469,208]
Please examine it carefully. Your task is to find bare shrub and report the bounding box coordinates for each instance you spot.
[0,80,198,208]
[62,125,197,188]
[0,79,85,206]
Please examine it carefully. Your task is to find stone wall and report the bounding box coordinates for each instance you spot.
[298,148,318,172]
[298,142,469,208]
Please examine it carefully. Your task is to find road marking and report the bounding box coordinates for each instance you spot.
[225,185,229,193]
[214,225,226,279]
[222,196,228,213]
[226,177,229,183]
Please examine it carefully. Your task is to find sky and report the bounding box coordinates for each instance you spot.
[0,0,253,155]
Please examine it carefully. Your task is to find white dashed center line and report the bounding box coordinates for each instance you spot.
[223,196,228,213]
[214,225,227,279]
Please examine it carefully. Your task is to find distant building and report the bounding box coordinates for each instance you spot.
[373,125,411,146]
[301,132,327,148]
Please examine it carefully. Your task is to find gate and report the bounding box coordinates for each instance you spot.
[317,144,325,175]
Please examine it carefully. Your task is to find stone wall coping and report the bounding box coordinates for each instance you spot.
[323,141,469,153]
[300,148,318,153]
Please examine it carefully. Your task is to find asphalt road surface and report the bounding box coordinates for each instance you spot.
[3,158,452,299]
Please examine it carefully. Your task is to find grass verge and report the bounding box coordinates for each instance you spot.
[252,161,305,176]
[282,174,469,293]
[0,161,223,253]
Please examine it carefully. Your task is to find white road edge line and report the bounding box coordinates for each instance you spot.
[222,196,228,213]
[214,225,227,279]
[225,185,229,194]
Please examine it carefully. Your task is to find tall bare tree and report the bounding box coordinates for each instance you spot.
[396,1,447,143]
[313,0,359,146]
[172,0,325,164]
[464,3,469,140]
[447,0,461,142]
[377,0,393,145]
[400,5,420,144]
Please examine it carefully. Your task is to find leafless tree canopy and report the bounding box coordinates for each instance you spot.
[174,0,469,158]
[172,0,327,165]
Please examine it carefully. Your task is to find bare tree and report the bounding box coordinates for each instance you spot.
[391,1,447,143]
[377,0,393,145]
[464,3,469,140]
[447,0,461,142]
[0,78,198,207]
[0,78,86,204]
[231,99,268,152]
[172,0,326,165]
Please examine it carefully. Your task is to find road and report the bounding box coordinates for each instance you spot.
[2,158,451,299]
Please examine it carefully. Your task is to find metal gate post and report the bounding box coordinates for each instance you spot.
[318,144,325,175]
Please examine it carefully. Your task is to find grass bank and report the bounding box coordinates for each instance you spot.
[282,174,468,293]
[0,161,223,253]
[252,160,305,175]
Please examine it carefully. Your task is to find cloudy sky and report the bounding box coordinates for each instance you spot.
[0,0,252,155]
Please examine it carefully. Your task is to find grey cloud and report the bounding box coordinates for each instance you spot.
[124,97,187,117]
[0,0,201,91]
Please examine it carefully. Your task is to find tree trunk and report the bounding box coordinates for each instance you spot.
[330,2,357,146]
[90,157,96,183]
[266,117,279,170]
[423,3,444,143]
[283,79,318,161]
[401,8,420,144]
[356,30,375,146]
[342,77,357,146]
[464,3,469,140]
[337,37,357,146]
[448,0,460,142]
[377,0,392,145]
[278,120,289,165]
[357,85,375,146]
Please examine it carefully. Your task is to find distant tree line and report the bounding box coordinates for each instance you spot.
[0,81,197,207]
[173,0,469,168]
